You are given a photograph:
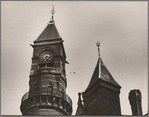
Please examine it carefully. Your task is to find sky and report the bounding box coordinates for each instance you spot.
[1,1,148,115]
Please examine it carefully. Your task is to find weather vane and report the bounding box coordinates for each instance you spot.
[96,41,101,57]
[48,5,55,24]
[51,5,55,20]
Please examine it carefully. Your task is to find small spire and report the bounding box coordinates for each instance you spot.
[49,5,55,24]
[77,92,83,106]
[96,41,101,57]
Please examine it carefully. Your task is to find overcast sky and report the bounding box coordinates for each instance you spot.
[1,1,148,115]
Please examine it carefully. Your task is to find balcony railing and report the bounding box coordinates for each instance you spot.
[21,88,72,106]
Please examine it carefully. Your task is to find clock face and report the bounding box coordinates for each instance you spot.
[39,51,54,61]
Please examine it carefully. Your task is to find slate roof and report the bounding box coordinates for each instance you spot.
[85,57,121,91]
[35,21,61,42]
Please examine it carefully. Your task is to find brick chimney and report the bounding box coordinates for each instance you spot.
[129,89,143,115]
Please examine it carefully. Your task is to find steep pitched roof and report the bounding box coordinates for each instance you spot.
[86,58,100,91]
[85,57,121,91]
[100,59,121,87]
[34,22,61,42]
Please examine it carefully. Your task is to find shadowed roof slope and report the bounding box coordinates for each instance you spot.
[35,23,61,42]
[85,57,121,91]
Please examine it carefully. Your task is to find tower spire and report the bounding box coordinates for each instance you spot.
[49,5,55,24]
[96,41,101,58]
[77,92,83,106]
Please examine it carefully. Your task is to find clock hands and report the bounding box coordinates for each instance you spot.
[40,51,54,61]
[43,54,52,61]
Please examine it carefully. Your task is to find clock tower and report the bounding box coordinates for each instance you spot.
[20,7,72,115]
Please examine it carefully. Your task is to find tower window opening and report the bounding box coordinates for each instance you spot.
[48,82,53,94]
[47,63,53,67]
[38,63,53,69]
[47,82,53,87]
[61,89,64,92]
[42,96,47,103]
[61,89,65,99]
[39,64,45,68]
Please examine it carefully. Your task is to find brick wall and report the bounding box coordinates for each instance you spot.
[26,108,66,116]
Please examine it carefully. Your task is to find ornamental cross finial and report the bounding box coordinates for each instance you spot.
[51,5,55,19]
[96,41,101,57]
[48,5,55,24]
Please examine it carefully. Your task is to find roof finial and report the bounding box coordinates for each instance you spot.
[51,5,55,19]
[49,5,55,24]
[96,41,101,57]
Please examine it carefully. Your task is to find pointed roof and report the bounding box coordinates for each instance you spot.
[34,22,61,42]
[85,57,121,91]
[34,6,61,42]
[100,59,121,87]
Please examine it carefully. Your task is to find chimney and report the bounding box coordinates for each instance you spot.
[129,89,143,115]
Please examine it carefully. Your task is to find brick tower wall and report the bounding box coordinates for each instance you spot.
[82,83,121,115]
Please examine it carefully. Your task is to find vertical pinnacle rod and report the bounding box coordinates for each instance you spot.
[48,5,55,24]
[51,5,55,20]
[96,41,101,58]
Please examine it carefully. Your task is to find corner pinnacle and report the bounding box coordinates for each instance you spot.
[96,41,101,58]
